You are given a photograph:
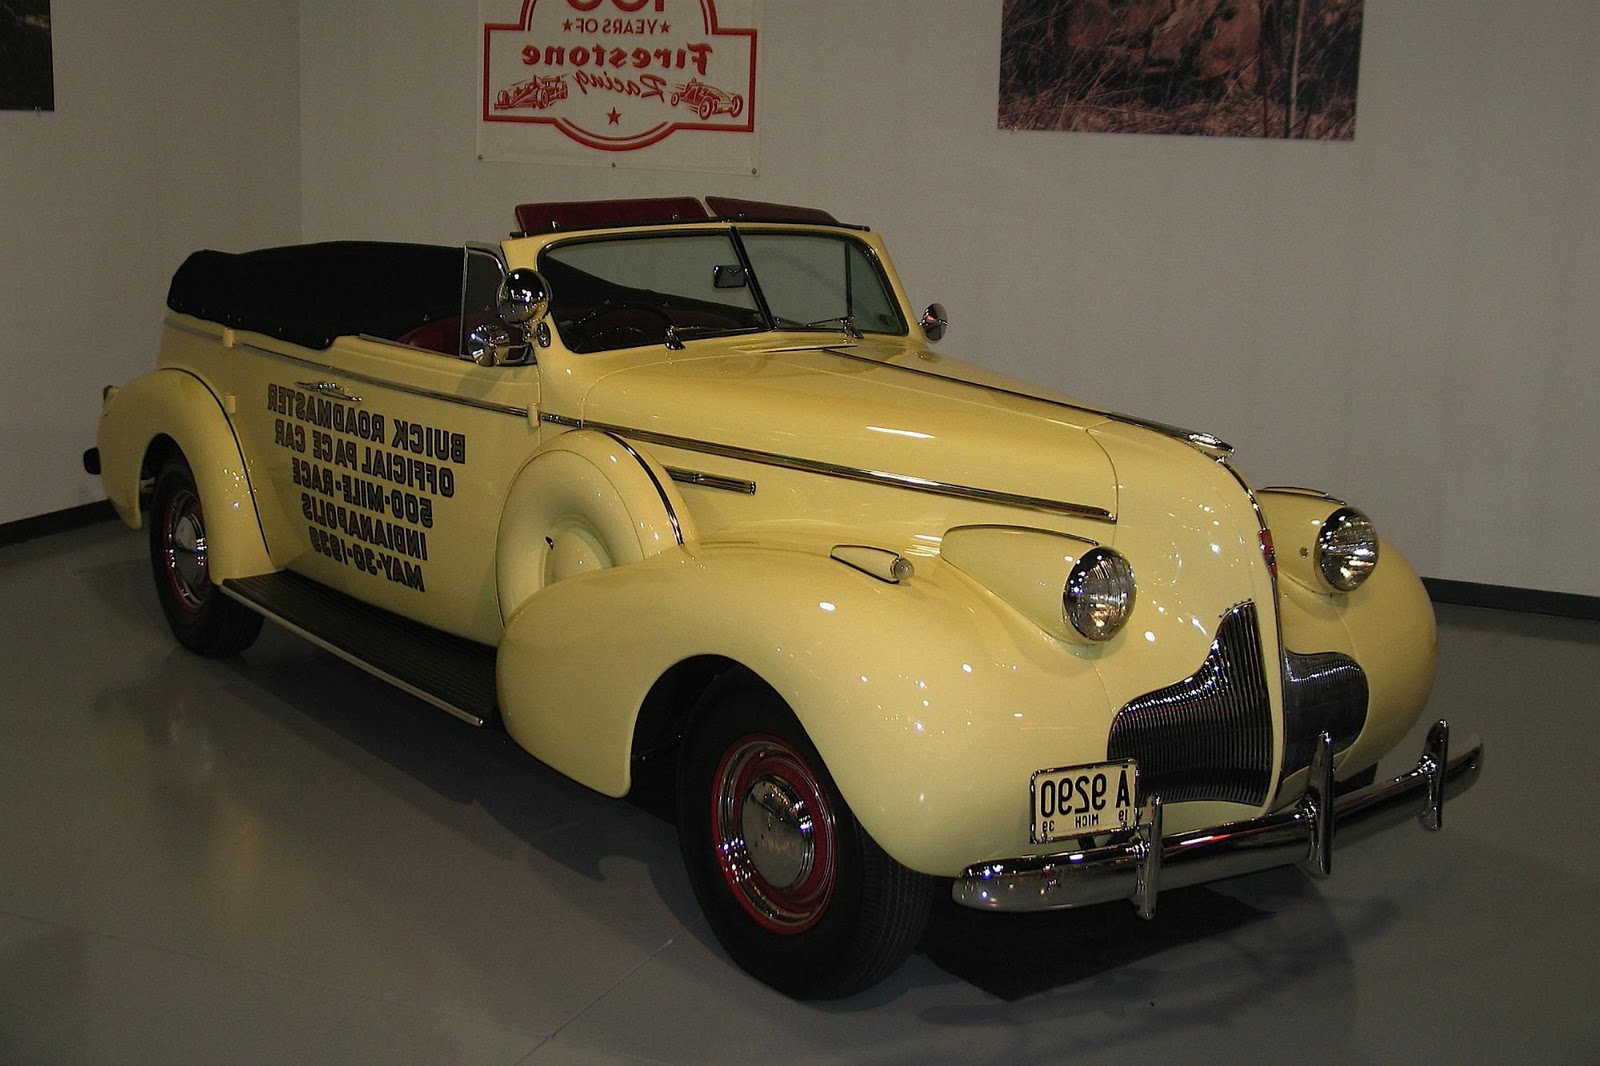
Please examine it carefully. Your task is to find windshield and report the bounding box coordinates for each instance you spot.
[540,230,906,353]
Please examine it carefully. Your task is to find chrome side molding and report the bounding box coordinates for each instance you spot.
[952,720,1482,915]
[666,466,757,496]
[541,413,1114,521]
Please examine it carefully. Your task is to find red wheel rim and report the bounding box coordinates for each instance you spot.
[710,734,837,934]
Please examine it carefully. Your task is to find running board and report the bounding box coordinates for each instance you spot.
[221,572,498,728]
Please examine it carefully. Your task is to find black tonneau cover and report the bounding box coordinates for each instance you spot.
[166,242,462,351]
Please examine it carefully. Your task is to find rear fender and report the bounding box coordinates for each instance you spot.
[496,543,1111,876]
[97,368,273,580]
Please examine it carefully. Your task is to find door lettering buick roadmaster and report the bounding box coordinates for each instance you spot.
[89,196,1481,998]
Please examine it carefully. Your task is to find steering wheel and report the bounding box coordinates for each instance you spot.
[568,302,675,352]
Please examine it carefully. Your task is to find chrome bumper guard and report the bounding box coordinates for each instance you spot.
[952,719,1482,916]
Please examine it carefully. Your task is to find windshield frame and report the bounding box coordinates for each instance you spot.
[536,225,909,354]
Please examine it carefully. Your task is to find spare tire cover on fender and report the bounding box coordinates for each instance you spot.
[496,429,696,618]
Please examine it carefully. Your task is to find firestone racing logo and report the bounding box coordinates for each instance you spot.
[482,0,756,151]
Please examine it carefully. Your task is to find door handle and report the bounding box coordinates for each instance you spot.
[296,380,362,403]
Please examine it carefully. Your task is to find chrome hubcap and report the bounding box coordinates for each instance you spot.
[712,735,836,934]
[741,777,814,889]
[164,489,209,612]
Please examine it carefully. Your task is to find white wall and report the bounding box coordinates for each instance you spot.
[7,2,1595,598]
[295,1,1600,598]
[0,0,301,525]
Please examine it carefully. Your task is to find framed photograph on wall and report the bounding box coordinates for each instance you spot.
[1,0,54,111]
[1000,0,1363,140]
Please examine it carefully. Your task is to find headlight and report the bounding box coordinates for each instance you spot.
[1064,548,1136,642]
[1315,507,1379,592]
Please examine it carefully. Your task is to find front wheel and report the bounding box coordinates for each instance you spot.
[677,673,932,999]
[148,453,263,656]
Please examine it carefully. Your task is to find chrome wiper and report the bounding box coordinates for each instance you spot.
[799,315,863,339]
[660,323,764,349]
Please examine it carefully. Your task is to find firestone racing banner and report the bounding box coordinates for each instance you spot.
[480,0,759,173]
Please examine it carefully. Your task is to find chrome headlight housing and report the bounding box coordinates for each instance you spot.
[1064,548,1137,642]
[1315,507,1379,592]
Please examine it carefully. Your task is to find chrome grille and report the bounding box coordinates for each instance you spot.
[1280,648,1368,781]
[1107,602,1274,806]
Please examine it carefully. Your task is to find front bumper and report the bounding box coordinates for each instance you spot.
[953,719,1482,916]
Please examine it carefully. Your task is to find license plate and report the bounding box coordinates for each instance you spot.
[1030,759,1138,844]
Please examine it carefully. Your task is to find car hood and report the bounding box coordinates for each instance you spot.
[574,338,1120,520]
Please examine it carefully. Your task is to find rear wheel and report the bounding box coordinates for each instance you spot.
[677,673,932,999]
[148,453,263,656]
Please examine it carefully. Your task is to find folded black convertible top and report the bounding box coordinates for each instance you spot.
[166,242,463,351]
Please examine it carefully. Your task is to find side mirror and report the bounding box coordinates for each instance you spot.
[465,323,523,367]
[498,268,550,325]
[920,302,948,342]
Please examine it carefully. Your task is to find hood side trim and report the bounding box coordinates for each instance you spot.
[818,346,1231,454]
[541,413,1114,521]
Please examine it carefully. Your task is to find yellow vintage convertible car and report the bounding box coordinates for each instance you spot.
[90,196,1481,998]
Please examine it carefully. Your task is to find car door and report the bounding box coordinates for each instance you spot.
[231,245,540,645]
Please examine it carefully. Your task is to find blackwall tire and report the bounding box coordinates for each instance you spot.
[677,673,932,999]
[148,453,263,657]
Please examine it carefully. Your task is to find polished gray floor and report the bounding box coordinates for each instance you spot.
[3,521,1597,1065]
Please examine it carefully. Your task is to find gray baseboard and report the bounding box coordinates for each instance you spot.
[1422,577,1599,622]
[0,500,116,548]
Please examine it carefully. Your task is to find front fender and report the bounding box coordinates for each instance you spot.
[97,367,273,580]
[1260,489,1437,777]
[1276,537,1437,777]
[497,543,1115,877]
